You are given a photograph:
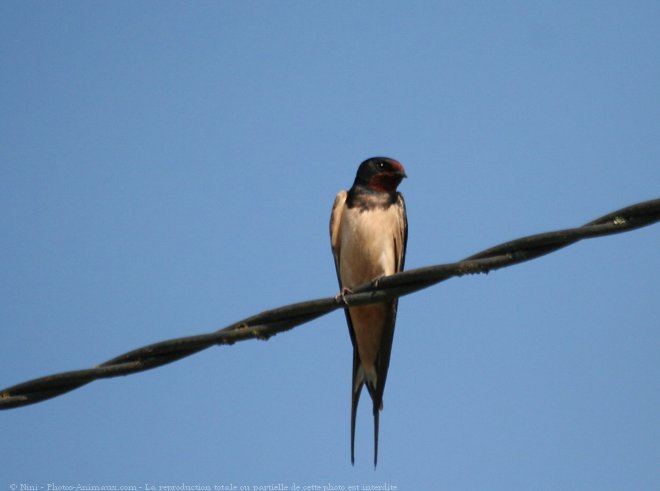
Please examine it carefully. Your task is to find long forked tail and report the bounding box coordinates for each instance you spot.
[373,403,380,467]
[352,364,384,467]
[351,381,363,465]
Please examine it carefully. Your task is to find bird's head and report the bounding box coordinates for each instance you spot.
[353,157,407,193]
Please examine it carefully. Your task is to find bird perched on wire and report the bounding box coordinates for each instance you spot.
[329,157,408,467]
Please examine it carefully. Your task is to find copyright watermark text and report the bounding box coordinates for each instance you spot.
[7,483,398,491]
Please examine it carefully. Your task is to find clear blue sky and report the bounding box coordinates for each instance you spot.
[1,1,659,489]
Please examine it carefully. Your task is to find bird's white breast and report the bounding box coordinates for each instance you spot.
[339,206,398,289]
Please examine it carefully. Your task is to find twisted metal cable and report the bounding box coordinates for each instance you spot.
[2,198,659,410]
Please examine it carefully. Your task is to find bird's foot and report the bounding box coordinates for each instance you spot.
[334,287,353,305]
[371,274,387,288]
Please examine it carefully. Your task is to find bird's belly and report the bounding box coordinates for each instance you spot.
[339,207,397,289]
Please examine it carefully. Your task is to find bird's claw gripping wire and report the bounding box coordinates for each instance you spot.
[335,287,354,306]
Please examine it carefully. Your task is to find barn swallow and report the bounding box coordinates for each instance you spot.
[329,157,408,467]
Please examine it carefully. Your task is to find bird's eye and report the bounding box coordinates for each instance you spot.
[378,162,386,169]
